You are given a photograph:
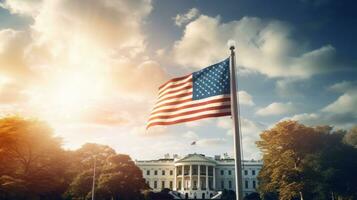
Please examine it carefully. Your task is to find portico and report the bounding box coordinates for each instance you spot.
[174,154,217,199]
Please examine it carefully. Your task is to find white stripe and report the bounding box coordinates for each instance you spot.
[157,88,193,102]
[147,108,231,125]
[158,75,192,94]
[154,94,192,109]
[158,81,192,98]
[149,101,231,120]
[152,94,230,113]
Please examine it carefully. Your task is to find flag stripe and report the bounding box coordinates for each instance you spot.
[147,111,231,128]
[154,93,192,108]
[151,97,230,116]
[158,84,192,98]
[158,75,192,93]
[157,88,192,102]
[147,59,231,129]
[153,94,229,112]
[149,104,231,121]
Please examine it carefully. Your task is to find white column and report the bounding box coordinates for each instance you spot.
[174,166,177,190]
[198,165,201,190]
[181,165,184,190]
[213,167,216,190]
[189,165,192,190]
[205,165,208,190]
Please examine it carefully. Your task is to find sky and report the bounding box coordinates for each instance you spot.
[0,0,356,160]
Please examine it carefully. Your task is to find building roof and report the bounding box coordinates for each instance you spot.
[175,153,216,164]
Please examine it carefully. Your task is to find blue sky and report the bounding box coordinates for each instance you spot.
[0,0,356,160]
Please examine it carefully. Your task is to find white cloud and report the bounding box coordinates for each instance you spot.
[329,80,357,93]
[322,82,357,115]
[0,0,42,16]
[173,15,338,78]
[173,8,200,27]
[256,102,296,116]
[218,117,266,159]
[283,83,357,129]
[197,138,226,146]
[183,131,199,140]
[322,92,357,114]
[238,90,255,106]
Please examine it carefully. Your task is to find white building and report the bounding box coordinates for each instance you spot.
[136,153,262,199]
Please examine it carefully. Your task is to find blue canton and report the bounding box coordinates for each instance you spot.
[192,59,230,100]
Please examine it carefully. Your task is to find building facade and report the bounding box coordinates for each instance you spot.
[136,153,262,199]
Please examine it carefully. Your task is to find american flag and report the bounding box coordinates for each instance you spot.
[147,59,231,129]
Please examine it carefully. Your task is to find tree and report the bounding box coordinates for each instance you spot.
[67,144,147,200]
[244,192,261,200]
[0,116,69,200]
[344,126,357,147]
[257,121,357,200]
[221,189,236,200]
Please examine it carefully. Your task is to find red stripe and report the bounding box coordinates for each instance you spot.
[149,105,231,121]
[158,77,192,96]
[157,92,192,104]
[153,98,193,110]
[159,85,192,98]
[159,74,191,90]
[147,112,231,129]
[151,97,231,115]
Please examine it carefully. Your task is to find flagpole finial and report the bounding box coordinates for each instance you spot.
[227,40,236,52]
[230,45,235,51]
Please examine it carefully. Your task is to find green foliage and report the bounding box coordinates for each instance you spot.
[257,121,357,200]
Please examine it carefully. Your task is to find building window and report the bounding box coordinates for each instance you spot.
[154,170,158,175]
[220,170,224,175]
[193,180,197,189]
[161,181,165,189]
[252,170,256,176]
[245,180,249,189]
[221,181,224,189]
[146,170,150,175]
[170,170,173,175]
[170,181,173,189]
[253,180,256,189]
[154,181,157,189]
[178,181,182,189]
[162,170,165,175]
[229,180,232,189]
[228,170,232,175]
[244,170,248,175]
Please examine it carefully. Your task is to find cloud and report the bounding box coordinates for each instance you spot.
[31,0,151,56]
[173,15,339,78]
[283,82,356,129]
[173,8,200,27]
[238,90,255,106]
[322,81,357,115]
[256,102,296,116]
[0,29,33,80]
[110,60,168,98]
[196,138,226,146]
[183,131,199,140]
[217,117,266,159]
[322,92,357,114]
[328,80,357,93]
[0,0,42,16]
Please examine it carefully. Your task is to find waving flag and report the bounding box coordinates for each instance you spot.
[147,59,231,129]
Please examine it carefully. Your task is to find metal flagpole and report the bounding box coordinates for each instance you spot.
[229,45,244,200]
[91,156,96,200]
